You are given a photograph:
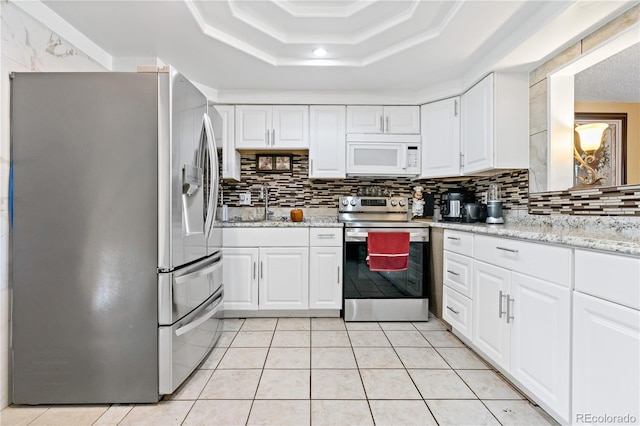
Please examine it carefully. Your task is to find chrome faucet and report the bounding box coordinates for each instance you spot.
[260,184,274,221]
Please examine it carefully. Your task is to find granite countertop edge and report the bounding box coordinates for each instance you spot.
[429,222,640,257]
[221,217,344,228]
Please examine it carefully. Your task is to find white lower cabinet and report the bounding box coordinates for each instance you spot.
[572,249,640,424]
[259,248,309,310]
[222,228,309,311]
[509,272,570,422]
[309,228,343,309]
[442,232,572,424]
[443,232,639,426]
[442,230,475,340]
[472,260,511,370]
[472,258,571,423]
[222,247,258,310]
[223,227,342,312]
[573,292,640,424]
[309,247,342,309]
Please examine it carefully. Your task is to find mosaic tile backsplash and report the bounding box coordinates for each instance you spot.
[529,184,640,216]
[220,153,530,211]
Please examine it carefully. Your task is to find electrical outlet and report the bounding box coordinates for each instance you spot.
[239,192,251,205]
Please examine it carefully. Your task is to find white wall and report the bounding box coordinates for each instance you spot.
[0,0,107,408]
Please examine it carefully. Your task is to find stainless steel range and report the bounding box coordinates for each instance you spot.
[339,196,430,322]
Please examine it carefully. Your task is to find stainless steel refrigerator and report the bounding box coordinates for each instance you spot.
[10,67,224,404]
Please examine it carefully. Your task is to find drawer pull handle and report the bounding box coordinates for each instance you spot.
[446,306,460,315]
[497,246,519,254]
[498,291,507,318]
[317,234,335,238]
[446,270,460,276]
[447,237,461,241]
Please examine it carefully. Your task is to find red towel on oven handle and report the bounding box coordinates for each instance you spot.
[367,232,410,272]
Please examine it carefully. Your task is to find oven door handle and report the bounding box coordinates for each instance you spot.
[345,231,427,242]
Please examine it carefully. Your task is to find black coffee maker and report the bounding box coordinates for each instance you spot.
[440,188,474,222]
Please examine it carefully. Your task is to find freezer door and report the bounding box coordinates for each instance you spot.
[158,288,224,395]
[159,68,216,269]
[158,252,223,326]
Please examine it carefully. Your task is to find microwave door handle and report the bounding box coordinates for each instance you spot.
[203,113,218,240]
[401,146,408,170]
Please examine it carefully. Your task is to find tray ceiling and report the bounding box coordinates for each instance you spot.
[39,0,637,101]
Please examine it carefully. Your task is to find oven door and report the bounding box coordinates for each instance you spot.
[343,227,429,321]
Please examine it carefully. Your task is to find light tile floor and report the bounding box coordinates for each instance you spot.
[1,317,558,425]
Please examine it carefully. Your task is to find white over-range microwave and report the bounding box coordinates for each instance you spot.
[346,133,421,176]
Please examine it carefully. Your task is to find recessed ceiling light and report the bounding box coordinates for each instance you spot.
[313,47,327,57]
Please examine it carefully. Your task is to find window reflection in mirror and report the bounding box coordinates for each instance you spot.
[575,43,639,186]
[547,25,639,191]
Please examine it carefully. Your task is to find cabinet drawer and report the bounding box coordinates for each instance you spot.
[444,230,473,257]
[575,249,640,310]
[310,228,343,246]
[443,251,473,298]
[443,286,472,340]
[223,228,309,247]
[474,235,571,286]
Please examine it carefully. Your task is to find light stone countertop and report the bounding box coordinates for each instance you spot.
[220,207,639,256]
[429,221,640,257]
[221,215,343,228]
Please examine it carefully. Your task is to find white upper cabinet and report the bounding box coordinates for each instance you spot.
[460,73,528,175]
[420,97,460,178]
[346,105,419,134]
[235,105,309,149]
[214,105,241,181]
[309,105,346,178]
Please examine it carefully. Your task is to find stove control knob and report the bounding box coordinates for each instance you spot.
[341,198,349,206]
[390,200,398,206]
[350,199,357,206]
[399,200,407,207]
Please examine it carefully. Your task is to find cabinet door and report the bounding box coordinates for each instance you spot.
[216,105,240,181]
[223,248,259,310]
[472,260,510,370]
[272,105,309,149]
[309,106,346,178]
[384,106,420,134]
[421,97,461,178]
[259,248,309,310]
[510,272,570,422]
[346,106,383,133]
[309,246,343,309]
[235,105,270,149]
[461,74,494,174]
[573,292,640,423]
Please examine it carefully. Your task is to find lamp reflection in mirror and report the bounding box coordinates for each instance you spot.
[573,123,609,187]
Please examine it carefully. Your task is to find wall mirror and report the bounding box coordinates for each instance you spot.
[541,23,639,193]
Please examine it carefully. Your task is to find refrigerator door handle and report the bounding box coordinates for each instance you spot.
[203,113,219,240]
[175,290,223,336]
[174,256,222,285]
